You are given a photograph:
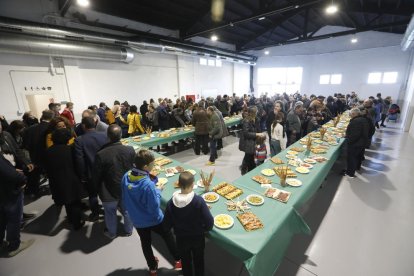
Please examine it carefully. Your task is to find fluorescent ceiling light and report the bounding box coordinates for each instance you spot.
[258,17,266,21]
[264,50,269,55]
[325,5,338,14]
[351,37,358,43]
[77,0,89,7]
[211,35,218,41]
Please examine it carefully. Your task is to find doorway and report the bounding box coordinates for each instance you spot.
[25,94,53,120]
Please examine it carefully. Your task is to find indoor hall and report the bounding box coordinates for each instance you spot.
[1,1,414,276]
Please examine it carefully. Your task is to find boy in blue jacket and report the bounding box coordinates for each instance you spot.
[122,149,181,276]
[164,172,214,276]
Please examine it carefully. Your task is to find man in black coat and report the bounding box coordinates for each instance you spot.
[92,125,135,239]
[343,108,369,178]
[74,117,108,221]
[23,110,54,196]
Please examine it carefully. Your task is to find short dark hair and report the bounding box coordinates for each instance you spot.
[82,116,96,130]
[52,128,72,145]
[107,124,122,142]
[114,100,120,105]
[178,172,194,189]
[99,102,106,108]
[66,102,73,108]
[130,105,138,113]
[134,149,155,169]
[41,109,55,121]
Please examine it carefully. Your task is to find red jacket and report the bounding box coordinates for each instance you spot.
[61,108,75,127]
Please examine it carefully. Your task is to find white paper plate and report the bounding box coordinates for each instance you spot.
[157,178,168,186]
[185,169,197,175]
[202,192,219,203]
[303,158,317,164]
[286,179,302,187]
[295,167,310,174]
[246,194,265,206]
[214,214,234,229]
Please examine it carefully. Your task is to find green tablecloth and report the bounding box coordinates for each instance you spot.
[121,123,346,276]
[124,117,242,148]
[150,152,310,276]
[233,136,345,209]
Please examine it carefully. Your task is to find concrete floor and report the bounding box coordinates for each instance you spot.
[1,124,413,276]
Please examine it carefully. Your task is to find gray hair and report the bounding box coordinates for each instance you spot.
[350,108,361,116]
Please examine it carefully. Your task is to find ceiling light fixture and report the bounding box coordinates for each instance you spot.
[264,50,269,55]
[351,37,358,43]
[211,35,218,41]
[77,0,90,7]
[258,17,266,21]
[325,0,338,15]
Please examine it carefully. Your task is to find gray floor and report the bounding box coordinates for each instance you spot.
[1,125,413,276]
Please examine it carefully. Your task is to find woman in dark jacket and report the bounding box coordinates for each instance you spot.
[192,105,209,155]
[239,107,264,175]
[45,128,84,230]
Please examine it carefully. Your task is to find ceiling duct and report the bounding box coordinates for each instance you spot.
[0,19,257,65]
[0,32,134,63]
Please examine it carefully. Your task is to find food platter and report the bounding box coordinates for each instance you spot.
[214,214,234,229]
[286,179,302,187]
[261,168,275,176]
[236,212,264,231]
[246,194,265,206]
[157,178,168,186]
[252,175,272,184]
[295,167,310,174]
[264,188,291,203]
[287,151,298,155]
[301,163,313,169]
[154,157,172,166]
[202,192,219,203]
[286,154,296,160]
[303,158,317,164]
[212,182,244,200]
[270,156,284,164]
[185,169,197,175]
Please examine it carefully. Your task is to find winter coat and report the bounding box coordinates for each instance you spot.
[215,110,229,137]
[239,118,260,154]
[0,152,26,204]
[208,112,223,139]
[93,142,135,202]
[192,108,209,135]
[345,116,369,148]
[45,144,82,205]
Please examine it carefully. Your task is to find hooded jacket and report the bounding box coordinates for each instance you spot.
[164,191,213,237]
[121,168,163,228]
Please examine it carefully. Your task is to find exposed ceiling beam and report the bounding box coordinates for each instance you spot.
[59,0,73,17]
[303,8,309,38]
[183,0,323,39]
[242,19,410,51]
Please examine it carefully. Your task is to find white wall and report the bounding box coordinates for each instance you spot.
[0,52,250,121]
[254,27,411,102]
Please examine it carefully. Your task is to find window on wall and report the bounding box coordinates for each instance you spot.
[257,67,303,94]
[367,72,398,84]
[382,72,398,83]
[320,74,342,84]
[367,72,382,84]
[199,57,223,67]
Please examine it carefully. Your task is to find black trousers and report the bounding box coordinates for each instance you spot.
[64,200,82,229]
[136,222,179,270]
[217,138,223,149]
[347,145,364,177]
[380,114,387,126]
[26,166,42,195]
[195,134,209,155]
[241,153,256,175]
[176,235,205,276]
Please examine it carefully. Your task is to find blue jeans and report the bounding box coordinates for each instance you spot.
[0,191,23,251]
[270,139,282,157]
[102,200,133,236]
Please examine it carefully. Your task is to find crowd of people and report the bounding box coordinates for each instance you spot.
[0,90,397,275]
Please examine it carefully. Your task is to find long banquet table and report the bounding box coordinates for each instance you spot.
[122,116,348,276]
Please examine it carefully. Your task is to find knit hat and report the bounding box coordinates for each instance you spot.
[294,101,304,108]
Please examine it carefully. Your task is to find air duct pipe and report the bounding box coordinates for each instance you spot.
[0,19,256,64]
[0,32,134,63]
